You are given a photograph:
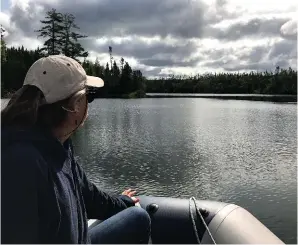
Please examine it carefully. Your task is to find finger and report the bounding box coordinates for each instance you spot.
[128,191,137,197]
[131,197,140,203]
[126,189,134,195]
[122,189,131,195]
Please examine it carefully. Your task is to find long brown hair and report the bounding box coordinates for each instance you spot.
[1,85,83,130]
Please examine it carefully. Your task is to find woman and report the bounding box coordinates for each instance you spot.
[1,55,151,244]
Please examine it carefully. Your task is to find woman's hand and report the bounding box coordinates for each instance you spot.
[122,189,140,204]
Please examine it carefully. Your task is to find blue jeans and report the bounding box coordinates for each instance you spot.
[88,206,151,244]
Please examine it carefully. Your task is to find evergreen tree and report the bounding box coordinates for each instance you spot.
[69,42,88,60]
[1,38,7,64]
[94,58,104,78]
[35,8,63,55]
[120,62,133,94]
[61,13,88,59]
[109,46,113,69]
[111,60,120,93]
[132,70,145,91]
[61,13,73,57]
[120,57,125,72]
[82,60,93,75]
[1,46,43,96]
[112,61,120,79]
[1,26,7,63]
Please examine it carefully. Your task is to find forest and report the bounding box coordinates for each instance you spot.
[146,67,297,95]
[1,9,297,98]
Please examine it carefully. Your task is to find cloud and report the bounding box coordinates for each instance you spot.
[36,0,207,39]
[280,18,297,40]
[1,0,297,76]
[201,38,297,72]
[207,17,292,41]
[81,36,200,69]
[268,39,297,60]
[140,58,198,68]
[82,37,197,59]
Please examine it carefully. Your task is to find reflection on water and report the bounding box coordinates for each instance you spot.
[72,98,297,243]
[1,98,296,243]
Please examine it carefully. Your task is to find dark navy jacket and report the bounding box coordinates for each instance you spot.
[1,127,135,244]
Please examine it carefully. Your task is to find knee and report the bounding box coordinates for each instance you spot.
[121,207,151,243]
[126,206,151,229]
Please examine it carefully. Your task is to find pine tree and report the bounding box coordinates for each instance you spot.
[120,62,133,94]
[1,26,7,63]
[61,13,88,59]
[120,57,124,72]
[101,62,110,95]
[132,70,145,91]
[111,60,120,93]
[104,62,110,85]
[82,60,93,75]
[61,13,73,57]
[94,58,103,77]
[112,60,120,77]
[69,42,88,60]
[35,8,63,55]
[1,26,7,94]
[109,46,113,69]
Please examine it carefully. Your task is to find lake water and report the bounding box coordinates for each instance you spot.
[1,98,297,243]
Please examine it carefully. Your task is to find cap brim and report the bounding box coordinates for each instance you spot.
[86,76,104,88]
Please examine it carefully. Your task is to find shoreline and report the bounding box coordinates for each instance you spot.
[145,94,297,102]
[2,94,297,102]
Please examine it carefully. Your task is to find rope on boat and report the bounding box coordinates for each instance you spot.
[189,197,217,244]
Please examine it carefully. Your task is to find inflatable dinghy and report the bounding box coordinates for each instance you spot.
[88,195,284,244]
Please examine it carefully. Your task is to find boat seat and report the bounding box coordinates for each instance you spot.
[88,219,103,230]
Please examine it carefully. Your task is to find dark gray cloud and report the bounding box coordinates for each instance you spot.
[4,1,44,44]
[40,0,207,39]
[206,17,292,41]
[268,39,297,60]
[203,59,291,72]
[205,0,240,24]
[223,60,291,72]
[238,46,268,63]
[201,45,268,69]
[82,38,197,59]
[81,37,200,68]
[139,58,198,67]
[6,0,291,43]
[202,39,297,72]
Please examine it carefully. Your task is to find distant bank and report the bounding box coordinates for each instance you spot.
[2,93,297,103]
[145,93,297,102]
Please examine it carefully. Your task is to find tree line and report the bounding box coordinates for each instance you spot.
[1,9,297,98]
[146,67,297,95]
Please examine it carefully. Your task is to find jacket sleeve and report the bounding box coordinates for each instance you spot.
[1,144,46,244]
[75,162,136,220]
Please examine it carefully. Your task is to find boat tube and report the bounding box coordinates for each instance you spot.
[88,195,284,244]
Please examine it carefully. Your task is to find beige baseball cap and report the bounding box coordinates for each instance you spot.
[23,55,104,104]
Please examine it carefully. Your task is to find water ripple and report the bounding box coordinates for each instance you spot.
[70,98,296,243]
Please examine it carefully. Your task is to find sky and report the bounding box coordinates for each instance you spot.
[0,0,297,77]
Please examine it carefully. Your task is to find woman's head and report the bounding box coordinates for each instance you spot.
[1,55,104,141]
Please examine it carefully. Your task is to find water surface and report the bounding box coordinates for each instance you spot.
[72,98,297,243]
[2,98,297,243]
